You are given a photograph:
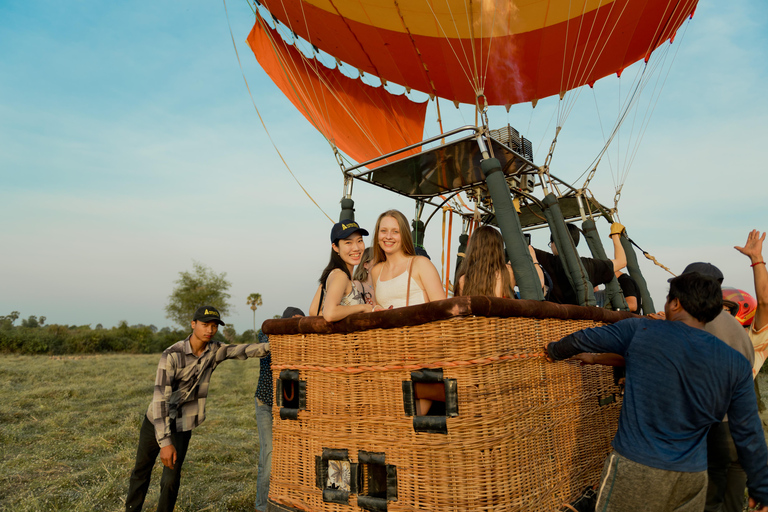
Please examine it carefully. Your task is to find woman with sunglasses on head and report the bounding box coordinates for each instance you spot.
[309,220,383,321]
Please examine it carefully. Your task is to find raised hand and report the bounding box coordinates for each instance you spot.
[735,229,766,263]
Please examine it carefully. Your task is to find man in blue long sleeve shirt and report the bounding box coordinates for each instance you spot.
[547,273,768,511]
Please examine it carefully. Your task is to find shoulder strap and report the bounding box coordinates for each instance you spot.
[406,257,414,307]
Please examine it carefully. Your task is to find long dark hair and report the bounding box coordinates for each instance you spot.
[318,246,351,287]
[315,246,350,313]
[455,226,513,298]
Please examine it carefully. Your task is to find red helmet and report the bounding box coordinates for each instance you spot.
[722,287,757,327]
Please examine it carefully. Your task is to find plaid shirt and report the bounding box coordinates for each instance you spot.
[146,335,269,447]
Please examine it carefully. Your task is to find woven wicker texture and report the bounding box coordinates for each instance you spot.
[269,314,622,511]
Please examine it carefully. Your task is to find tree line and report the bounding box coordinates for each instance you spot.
[1,262,269,355]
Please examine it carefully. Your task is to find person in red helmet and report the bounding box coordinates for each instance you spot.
[722,287,757,328]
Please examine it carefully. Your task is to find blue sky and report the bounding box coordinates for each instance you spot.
[1,0,766,332]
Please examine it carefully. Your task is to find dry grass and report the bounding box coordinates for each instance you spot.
[0,353,261,511]
[2,354,768,511]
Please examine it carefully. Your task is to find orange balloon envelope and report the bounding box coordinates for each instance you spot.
[247,17,428,167]
[255,0,698,106]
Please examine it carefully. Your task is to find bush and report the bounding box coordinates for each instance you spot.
[0,321,188,355]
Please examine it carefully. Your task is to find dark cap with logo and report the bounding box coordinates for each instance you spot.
[676,262,724,283]
[193,305,225,325]
[331,219,369,245]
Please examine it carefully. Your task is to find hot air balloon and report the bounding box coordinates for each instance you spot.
[249,0,697,510]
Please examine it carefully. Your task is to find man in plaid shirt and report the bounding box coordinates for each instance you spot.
[126,305,269,512]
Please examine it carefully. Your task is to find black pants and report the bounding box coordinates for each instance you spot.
[126,415,192,512]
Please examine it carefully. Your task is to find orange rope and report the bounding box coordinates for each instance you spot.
[272,351,547,374]
[283,381,295,401]
[445,209,453,294]
[441,208,447,285]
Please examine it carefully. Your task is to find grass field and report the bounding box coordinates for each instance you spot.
[3,354,768,511]
[0,353,262,511]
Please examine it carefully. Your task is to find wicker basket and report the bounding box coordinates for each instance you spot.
[263,297,628,512]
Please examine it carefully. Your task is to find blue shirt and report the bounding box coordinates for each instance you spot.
[254,331,273,406]
[549,317,768,503]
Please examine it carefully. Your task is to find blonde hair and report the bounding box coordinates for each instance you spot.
[352,247,373,281]
[455,226,514,298]
[372,210,415,265]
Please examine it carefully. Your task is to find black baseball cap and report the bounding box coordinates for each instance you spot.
[282,307,305,318]
[673,262,724,283]
[193,305,225,325]
[331,219,369,244]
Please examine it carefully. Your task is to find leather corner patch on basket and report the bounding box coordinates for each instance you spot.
[403,368,458,433]
[316,448,355,504]
[276,369,306,420]
[598,393,616,407]
[356,450,397,511]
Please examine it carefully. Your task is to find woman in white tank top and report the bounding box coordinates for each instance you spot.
[369,210,446,415]
[369,210,446,309]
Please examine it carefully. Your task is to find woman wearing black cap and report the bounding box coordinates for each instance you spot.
[310,220,383,321]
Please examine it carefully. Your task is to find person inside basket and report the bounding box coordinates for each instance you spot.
[125,305,270,512]
[454,225,544,297]
[309,220,384,320]
[369,209,446,415]
[352,247,375,306]
[546,272,768,512]
[534,222,627,305]
[370,209,445,309]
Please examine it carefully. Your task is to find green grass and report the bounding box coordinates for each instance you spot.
[0,354,261,511]
[3,354,768,511]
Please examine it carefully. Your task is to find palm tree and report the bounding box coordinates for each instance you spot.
[246,293,263,333]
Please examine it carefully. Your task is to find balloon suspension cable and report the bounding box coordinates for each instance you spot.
[540,126,562,195]
[613,184,623,214]
[333,146,347,173]
[579,159,600,196]
[221,0,332,222]
[476,98,495,159]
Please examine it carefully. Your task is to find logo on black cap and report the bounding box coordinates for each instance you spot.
[193,305,225,325]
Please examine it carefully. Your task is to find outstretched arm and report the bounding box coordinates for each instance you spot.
[322,270,371,322]
[736,230,767,331]
[609,223,627,272]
